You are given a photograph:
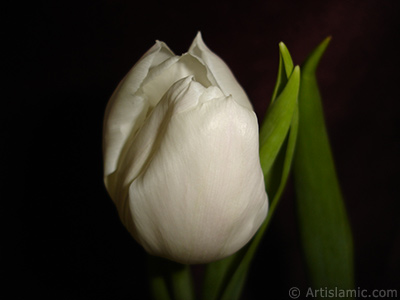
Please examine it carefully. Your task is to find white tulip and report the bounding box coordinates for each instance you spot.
[103,33,268,264]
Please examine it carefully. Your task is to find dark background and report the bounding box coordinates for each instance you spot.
[13,0,399,299]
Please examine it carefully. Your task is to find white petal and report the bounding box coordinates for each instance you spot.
[103,41,174,181]
[141,53,215,108]
[127,85,268,264]
[189,32,253,110]
[109,77,206,226]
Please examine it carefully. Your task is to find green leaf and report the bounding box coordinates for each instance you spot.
[264,105,299,223]
[263,42,295,194]
[257,40,299,243]
[217,122,299,300]
[201,44,300,300]
[217,48,300,300]
[293,37,355,297]
[270,42,294,103]
[259,65,300,178]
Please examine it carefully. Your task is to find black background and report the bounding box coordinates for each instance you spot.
[13,0,400,299]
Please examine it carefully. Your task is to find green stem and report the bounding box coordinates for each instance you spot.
[170,264,196,300]
[147,255,172,300]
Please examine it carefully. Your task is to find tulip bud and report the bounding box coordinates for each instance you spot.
[103,33,268,264]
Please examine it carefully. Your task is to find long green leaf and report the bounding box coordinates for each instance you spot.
[218,46,299,300]
[219,116,299,300]
[201,45,300,300]
[259,65,300,177]
[270,42,294,103]
[264,106,298,224]
[293,37,354,297]
[263,42,295,195]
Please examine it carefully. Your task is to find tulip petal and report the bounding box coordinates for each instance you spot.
[141,54,213,108]
[125,79,267,264]
[103,41,174,181]
[202,46,300,300]
[189,32,253,110]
